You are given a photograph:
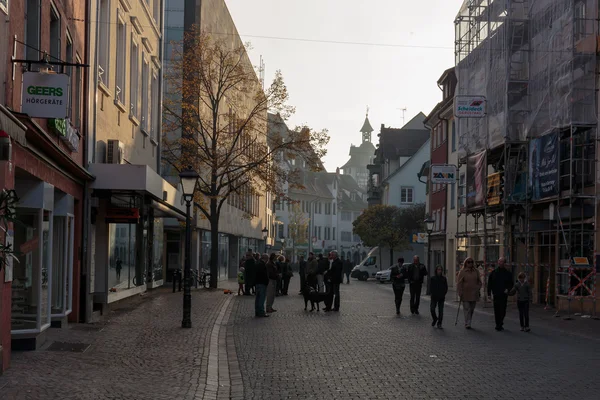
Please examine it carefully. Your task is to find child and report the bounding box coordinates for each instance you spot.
[429,265,448,328]
[237,266,245,296]
[511,272,532,332]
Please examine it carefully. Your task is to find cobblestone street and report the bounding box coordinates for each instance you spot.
[1,280,599,399]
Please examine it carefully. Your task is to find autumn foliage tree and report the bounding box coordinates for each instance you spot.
[352,204,425,263]
[162,27,329,287]
[287,202,310,261]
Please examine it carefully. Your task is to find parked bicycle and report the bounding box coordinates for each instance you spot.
[191,268,211,288]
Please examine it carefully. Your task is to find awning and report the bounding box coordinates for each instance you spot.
[89,163,185,218]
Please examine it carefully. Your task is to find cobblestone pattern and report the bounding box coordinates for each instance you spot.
[0,287,232,400]
[233,280,600,400]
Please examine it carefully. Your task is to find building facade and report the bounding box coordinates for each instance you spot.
[162,0,275,281]
[367,113,430,267]
[0,0,91,371]
[85,0,185,315]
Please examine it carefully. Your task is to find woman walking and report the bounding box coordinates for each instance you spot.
[266,253,279,313]
[511,272,532,332]
[430,265,448,328]
[457,257,482,329]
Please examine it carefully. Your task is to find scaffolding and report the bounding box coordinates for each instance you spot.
[454,0,599,312]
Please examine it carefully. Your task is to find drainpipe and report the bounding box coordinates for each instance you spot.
[157,0,165,174]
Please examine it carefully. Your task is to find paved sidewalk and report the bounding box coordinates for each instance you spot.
[0,283,242,400]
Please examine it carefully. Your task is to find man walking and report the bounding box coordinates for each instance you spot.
[390,258,408,315]
[487,257,514,331]
[327,251,343,312]
[298,255,307,295]
[343,257,353,284]
[254,254,269,317]
[408,255,427,315]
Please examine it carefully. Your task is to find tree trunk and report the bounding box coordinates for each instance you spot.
[389,247,394,270]
[209,199,219,288]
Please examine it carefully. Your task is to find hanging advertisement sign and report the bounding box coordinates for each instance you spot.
[411,233,427,244]
[49,118,80,152]
[466,151,486,209]
[454,95,486,118]
[21,72,69,119]
[529,132,559,200]
[486,172,503,206]
[430,164,457,184]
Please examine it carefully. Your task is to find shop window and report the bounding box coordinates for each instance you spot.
[12,209,52,332]
[108,223,137,291]
[152,219,164,281]
[218,234,229,279]
[51,215,74,316]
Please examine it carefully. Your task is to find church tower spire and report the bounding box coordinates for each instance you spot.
[360,106,374,143]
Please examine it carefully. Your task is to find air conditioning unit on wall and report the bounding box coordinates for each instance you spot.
[106,139,124,164]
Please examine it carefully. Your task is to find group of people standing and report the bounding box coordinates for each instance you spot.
[238,250,295,317]
[388,255,533,331]
[298,251,344,311]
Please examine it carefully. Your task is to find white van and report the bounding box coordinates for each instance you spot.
[350,247,379,281]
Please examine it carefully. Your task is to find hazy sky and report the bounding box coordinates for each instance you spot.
[226,0,464,172]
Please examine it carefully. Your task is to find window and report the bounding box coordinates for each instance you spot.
[66,32,73,118]
[333,203,336,215]
[287,225,290,238]
[353,234,360,242]
[332,227,336,240]
[441,207,446,231]
[0,0,7,15]
[98,0,110,85]
[49,4,61,62]
[73,55,82,127]
[153,0,160,23]
[574,1,586,41]
[341,231,352,242]
[151,71,159,139]
[318,226,321,240]
[442,122,447,143]
[130,36,139,117]
[400,186,414,204]
[450,182,456,210]
[141,55,149,131]
[278,224,284,239]
[451,121,456,152]
[459,173,466,210]
[341,211,351,221]
[115,11,127,104]
[25,0,41,65]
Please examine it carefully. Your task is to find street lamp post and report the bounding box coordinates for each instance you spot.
[424,215,435,296]
[180,166,199,329]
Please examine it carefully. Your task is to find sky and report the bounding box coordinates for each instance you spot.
[225,0,464,172]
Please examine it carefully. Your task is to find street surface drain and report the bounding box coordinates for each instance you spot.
[46,341,91,353]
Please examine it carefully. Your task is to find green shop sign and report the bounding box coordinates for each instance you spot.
[49,118,80,153]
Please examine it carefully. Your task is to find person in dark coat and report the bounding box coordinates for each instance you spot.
[407,255,427,314]
[306,252,318,290]
[281,257,293,295]
[390,258,408,315]
[254,254,269,317]
[326,251,343,312]
[343,257,353,284]
[316,254,329,292]
[430,265,448,328]
[487,257,514,331]
[243,250,256,296]
[298,255,307,295]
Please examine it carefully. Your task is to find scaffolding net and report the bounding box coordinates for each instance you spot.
[455,0,598,156]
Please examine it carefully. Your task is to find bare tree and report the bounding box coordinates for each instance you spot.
[162,28,329,287]
[287,202,310,262]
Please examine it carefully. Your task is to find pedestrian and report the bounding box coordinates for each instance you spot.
[326,251,343,312]
[306,252,318,290]
[281,256,293,295]
[430,265,448,328]
[253,254,269,317]
[275,256,283,296]
[237,266,245,296]
[487,257,513,331]
[343,257,353,284]
[116,258,122,280]
[511,272,532,332]
[390,258,409,315]
[244,250,256,296]
[407,255,427,314]
[298,255,307,295]
[266,253,279,313]
[457,257,482,329]
[254,254,269,317]
[316,254,329,292]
